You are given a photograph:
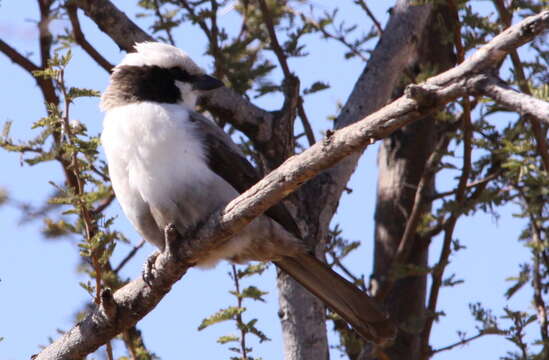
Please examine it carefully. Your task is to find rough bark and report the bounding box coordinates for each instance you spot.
[367,5,457,359]
[475,75,549,124]
[277,2,434,358]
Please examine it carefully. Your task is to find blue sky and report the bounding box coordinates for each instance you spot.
[0,1,538,359]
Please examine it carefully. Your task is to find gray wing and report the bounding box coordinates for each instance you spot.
[188,111,301,238]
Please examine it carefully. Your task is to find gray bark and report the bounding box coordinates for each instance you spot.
[276,2,434,359]
[368,5,456,360]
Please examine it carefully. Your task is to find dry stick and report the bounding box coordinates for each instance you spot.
[34,10,549,359]
[258,0,316,146]
[67,5,114,72]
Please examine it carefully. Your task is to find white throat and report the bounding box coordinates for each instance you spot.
[175,81,198,108]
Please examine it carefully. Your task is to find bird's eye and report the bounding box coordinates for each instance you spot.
[169,67,194,82]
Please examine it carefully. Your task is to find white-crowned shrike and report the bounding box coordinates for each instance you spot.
[100,42,394,342]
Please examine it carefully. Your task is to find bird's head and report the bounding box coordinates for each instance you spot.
[101,42,223,110]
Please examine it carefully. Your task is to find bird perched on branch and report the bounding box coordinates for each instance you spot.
[100,42,395,343]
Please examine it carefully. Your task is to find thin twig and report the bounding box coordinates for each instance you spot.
[354,0,383,35]
[59,68,102,304]
[114,240,146,274]
[431,171,500,199]
[152,0,176,45]
[231,265,249,360]
[67,5,114,72]
[430,331,488,355]
[92,192,116,215]
[295,10,369,62]
[328,250,366,291]
[258,0,315,146]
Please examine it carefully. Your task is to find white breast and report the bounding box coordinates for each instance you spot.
[101,102,254,266]
[101,102,212,227]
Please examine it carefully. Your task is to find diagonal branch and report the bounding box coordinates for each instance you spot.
[474,75,549,125]
[0,39,40,74]
[67,4,114,72]
[33,11,549,358]
[73,0,153,52]
[354,0,383,35]
[258,0,316,147]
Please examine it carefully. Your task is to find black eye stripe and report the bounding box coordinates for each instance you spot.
[168,67,196,82]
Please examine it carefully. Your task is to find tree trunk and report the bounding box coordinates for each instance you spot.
[366,5,456,360]
[276,1,434,359]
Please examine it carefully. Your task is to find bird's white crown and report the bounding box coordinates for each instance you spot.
[117,42,204,75]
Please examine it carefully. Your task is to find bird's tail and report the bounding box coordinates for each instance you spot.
[274,254,396,344]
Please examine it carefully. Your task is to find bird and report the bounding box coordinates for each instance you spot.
[100,42,395,343]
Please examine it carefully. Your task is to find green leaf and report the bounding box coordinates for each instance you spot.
[67,87,100,100]
[240,286,268,302]
[217,335,239,344]
[303,81,330,95]
[237,263,268,278]
[198,306,245,331]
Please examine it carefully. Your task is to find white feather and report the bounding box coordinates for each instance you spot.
[118,42,204,75]
[102,102,253,266]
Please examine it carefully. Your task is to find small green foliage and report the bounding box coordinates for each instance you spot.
[217,335,240,344]
[505,264,531,300]
[198,306,246,331]
[303,81,330,95]
[199,263,271,358]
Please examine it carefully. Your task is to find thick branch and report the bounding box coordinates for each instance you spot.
[73,0,153,52]
[474,75,549,125]
[34,9,549,359]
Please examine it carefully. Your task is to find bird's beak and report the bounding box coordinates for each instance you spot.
[193,74,224,91]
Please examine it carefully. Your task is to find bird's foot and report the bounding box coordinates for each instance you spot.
[142,250,160,286]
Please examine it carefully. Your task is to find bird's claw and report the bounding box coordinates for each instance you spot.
[142,250,160,286]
